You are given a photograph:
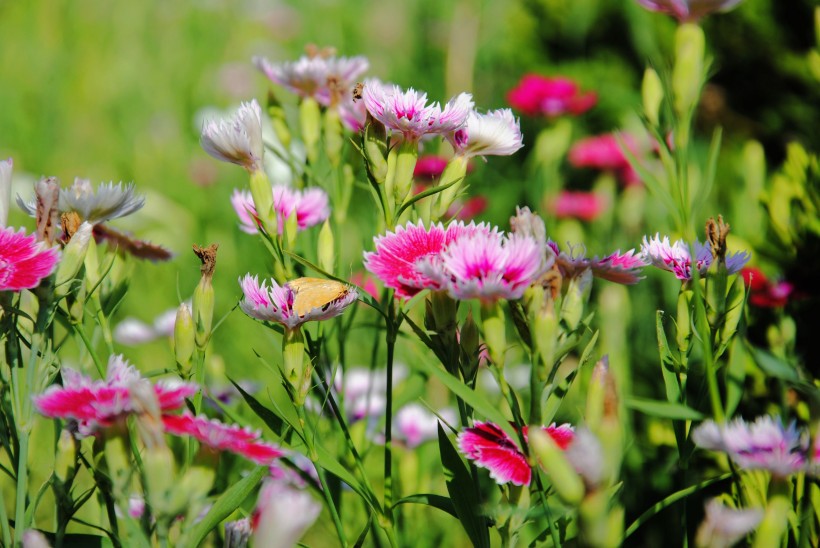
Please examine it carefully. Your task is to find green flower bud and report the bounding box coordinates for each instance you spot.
[481,301,507,368]
[167,465,216,519]
[103,428,132,497]
[192,244,218,349]
[267,90,291,151]
[560,269,592,331]
[283,326,307,405]
[752,481,791,548]
[323,108,344,167]
[672,23,706,118]
[300,97,322,164]
[248,169,277,235]
[676,286,694,354]
[386,139,419,209]
[284,210,299,250]
[434,155,470,220]
[55,429,77,483]
[363,115,388,184]
[529,427,584,506]
[642,67,664,127]
[54,221,93,298]
[317,219,335,274]
[174,303,195,377]
[144,445,176,517]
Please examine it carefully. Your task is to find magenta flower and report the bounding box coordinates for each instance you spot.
[692,416,813,478]
[635,0,744,22]
[458,421,575,486]
[568,133,642,186]
[162,412,283,465]
[413,155,450,181]
[363,220,489,299]
[641,234,750,280]
[741,267,795,308]
[254,54,369,107]
[506,75,597,118]
[361,80,474,142]
[448,109,524,160]
[230,185,329,235]
[0,227,59,291]
[34,355,196,435]
[418,230,550,302]
[447,195,488,222]
[239,275,358,328]
[549,190,606,221]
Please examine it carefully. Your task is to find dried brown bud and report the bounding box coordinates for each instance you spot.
[60,211,82,242]
[34,176,60,244]
[192,243,219,283]
[705,215,730,263]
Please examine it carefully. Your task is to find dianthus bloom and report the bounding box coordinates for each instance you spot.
[418,230,550,302]
[549,190,606,221]
[458,421,574,486]
[18,178,146,225]
[253,53,369,107]
[548,240,647,285]
[34,354,196,436]
[641,234,750,280]
[361,80,474,142]
[363,220,490,299]
[394,404,458,448]
[413,155,450,181]
[162,412,283,465]
[231,185,329,235]
[741,267,794,308]
[200,100,264,172]
[0,227,60,291]
[635,0,744,22]
[568,133,642,186]
[692,416,818,479]
[448,109,524,160]
[251,479,321,547]
[695,499,763,548]
[239,275,357,328]
[506,74,597,118]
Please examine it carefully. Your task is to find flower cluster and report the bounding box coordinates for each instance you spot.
[458,421,575,486]
[230,185,329,235]
[641,234,750,280]
[507,74,597,117]
[692,416,819,478]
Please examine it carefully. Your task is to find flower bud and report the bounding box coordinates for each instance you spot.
[323,108,344,167]
[459,310,480,382]
[267,90,292,151]
[144,445,176,517]
[642,67,664,127]
[752,481,790,548]
[174,303,195,377]
[481,301,507,368]
[300,97,322,164]
[283,326,307,405]
[529,427,584,506]
[560,268,592,331]
[676,286,694,354]
[317,219,335,274]
[283,210,299,250]
[434,155,470,220]
[672,23,706,118]
[54,221,93,298]
[388,139,419,208]
[252,480,321,548]
[363,114,388,184]
[55,429,77,483]
[248,169,276,235]
[167,465,216,519]
[192,244,218,349]
[103,429,132,498]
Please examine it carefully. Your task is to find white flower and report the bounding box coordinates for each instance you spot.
[695,498,763,548]
[200,99,264,171]
[449,109,524,159]
[18,178,145,224]
[251,480,321,548]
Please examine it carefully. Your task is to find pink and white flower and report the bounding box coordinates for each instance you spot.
[568,133,642,186]
[251,479,321,547]
[0,227,60,291]
[361,80,474,142]
[239,275,358,328]
[418,230,550,302]
[18,178,146,225]
[254,54,369,107]
[448,109,524,160]
[549,190,606,221]
[458,421,575,486]
[641,234,750,280]
[363,220,490,299]
[162,412,283,465]
[395,404,457,448]
[34,355,196,435]
[506,75,597,118]
[200,100,264,172]
[692,416,815,478]
[230,185,329,235]
[695,498,763,548]
[635,0,744,22]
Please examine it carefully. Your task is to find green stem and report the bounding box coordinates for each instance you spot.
[382,299,397,534]
[73,324,106,378]
[0,481,11,547]
[13,431,28,546]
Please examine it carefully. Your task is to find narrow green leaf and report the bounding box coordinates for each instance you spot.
[656,311,681,403]
[438,424,490,548]
[725,336,748,417]
[353,513,373,548]
[229,378,284,437]
[185,466,267,547]
[393,494,458,519]
[313,445,380,511]
[625,397,704,421]
[748,345,800,383]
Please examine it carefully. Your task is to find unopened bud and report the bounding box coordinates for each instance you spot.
[174,303,195,376]
[529,427,584,506]
[283,210,299,250]
[55,429,77,483]
[676,286,694,354]
[560,268,592,330]
[283,326,307,405]
[54,221,93,298]
[481,301,507,368]
[434,155,470,220]
[363,114,388,184]
[586,356,618,431]
[192,243,218,348]
[144,445,176,517]
[388,139,419,208]
[318,220,335,274]
[672,23,706,118]
[248,170,276,235]
[167,465,216,518]
[267,90,292,151]
[300,97,322,164]
[323,108,344,167]
[642,67,664,127]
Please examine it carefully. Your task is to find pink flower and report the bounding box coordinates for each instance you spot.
[338,95,368,132]
[635,0,744,22]
[413,155,450,181]
[568,133,642,186]
[692,416,813,478]
[448,109,524,160]
[641,234,750,280]
[34,355,196,435]
[350,272,380,301]
[251,479,321,547]
[741,267,794,308]
[394,404,457,448]
[447,195,488,221]
[361,80,473,142]
[549,191,606,221]
[363,220,490,299]
[418,230,550,302]
[239,275,358,328]
[230,185,329,235]
[0,227,59,291]
[162,412,283,465]
[507,75,596,118]
[458,421,574,486]
[254,54,369,107]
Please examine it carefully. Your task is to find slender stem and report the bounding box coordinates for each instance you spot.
[382,298,397,532]
[13,431,29,545]
[0,481,11,547]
